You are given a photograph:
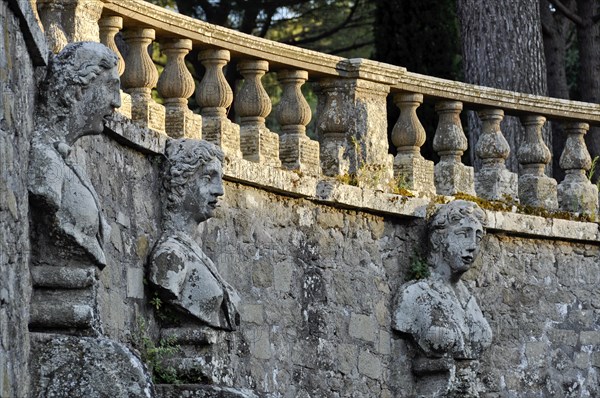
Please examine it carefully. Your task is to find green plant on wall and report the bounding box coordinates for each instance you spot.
[405,250,430,281]
[130,317,181,384]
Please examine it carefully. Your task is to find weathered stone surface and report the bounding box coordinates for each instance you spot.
[149,139,240,331]
[393,201,492,396]
[28,42,121,333]
[156,384,258,398]
[0,1,42,395]
[30,334,153,397]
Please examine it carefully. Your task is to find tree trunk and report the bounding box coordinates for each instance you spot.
[576,0,600,164]
[457,0,549,174]
[540,0,572,179]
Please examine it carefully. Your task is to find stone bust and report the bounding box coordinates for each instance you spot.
[393,200,492,360]
[29,42,121,268]
[149,138,240,331]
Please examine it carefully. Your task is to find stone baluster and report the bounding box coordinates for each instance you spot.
[98,16,125,75]
[316,78,393,189]
[557,122,598,216]
[37,0,104,53]
[517,116,557,209]
[234,60,281,167]
[157,39,201,139]
[316,80,351,177]
[474,109,518,201]
[277,70,320,175]
[433,101,474,196]
[121,28,165,133]
[98,15,131,119]
[196,49,241,158]
[391,93,435,195]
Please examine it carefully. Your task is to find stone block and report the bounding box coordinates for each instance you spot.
[247,327,272,360]
[202,116,242,159]
[165,107,202,139]
[116,90,132,119]
[337,343,358,375]
[130,92,166,134]
[126,267,144,299]
[274,260,295,293]
[358,349,382,379]
[475,166,518,201]
[156,385,258,398]
[241,304,264,325]
[378,330,391,355]
[31,265,95,288]
[30,335,152,398]
[519,174,558,209]
[580,331,600,346]
[435,160,475,196]
[279,134,321,175]
[252,260,274,288]
[240,125,281,167]
[393,154,435,196]
[349,313,377,343]
[547,328,578,347]
[558,175,599,216]
[319,134,349,177]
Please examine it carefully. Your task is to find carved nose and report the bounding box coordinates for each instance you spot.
[112,94,122,109]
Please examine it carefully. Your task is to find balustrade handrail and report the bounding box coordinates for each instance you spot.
[101,0,401,82]
[102,0,600,125]
[34,0,600,227]
[395,71,600,124]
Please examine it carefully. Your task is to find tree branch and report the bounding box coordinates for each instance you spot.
[548,0,583,26]
[329,40,373,55]
[284,1,362,45]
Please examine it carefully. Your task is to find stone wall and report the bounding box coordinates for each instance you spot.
[1,3,598,394]
[0,1,44,395]
[69,129,600,397]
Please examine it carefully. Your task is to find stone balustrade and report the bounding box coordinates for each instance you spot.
[33,0,600,218]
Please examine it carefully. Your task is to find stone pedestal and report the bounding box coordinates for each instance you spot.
[280,133,320,174]
[317,78,393,188]
[558,171,599,216]
[394,154,435,195]
[519,173,558,209]
[29,265,102,334]
[203,116,242,159]
[475,164,518,201]
[239,124,281,167]
[435,160,475,196]
[37,0,104,53]
[130,90,166,133]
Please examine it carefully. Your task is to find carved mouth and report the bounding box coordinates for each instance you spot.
[208,200,219,209]
[462,255,474,264]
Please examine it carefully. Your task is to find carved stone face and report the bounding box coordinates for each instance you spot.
[182,159,224,223]
[79,66,121,134]
[439,216,484,277]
